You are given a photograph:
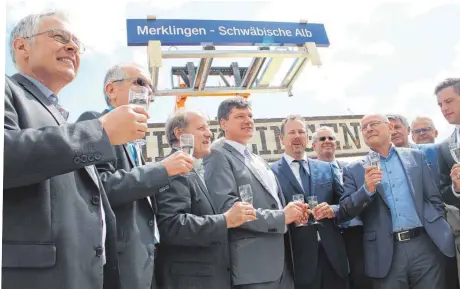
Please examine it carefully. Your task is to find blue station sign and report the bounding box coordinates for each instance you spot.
[126,19,330,47]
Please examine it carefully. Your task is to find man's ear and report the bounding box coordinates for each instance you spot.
[13,38,29,62]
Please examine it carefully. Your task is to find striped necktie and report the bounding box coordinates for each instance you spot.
[49,94,69,120]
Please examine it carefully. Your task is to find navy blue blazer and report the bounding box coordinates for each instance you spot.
[339,148,455,279]
[271,157,348,285]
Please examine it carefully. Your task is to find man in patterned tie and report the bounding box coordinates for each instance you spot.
[311,126,371,289]
[77,63,195,289]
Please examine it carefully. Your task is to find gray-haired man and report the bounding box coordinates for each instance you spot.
[77,63,194,289]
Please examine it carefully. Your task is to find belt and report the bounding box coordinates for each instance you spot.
[394,227,424,242]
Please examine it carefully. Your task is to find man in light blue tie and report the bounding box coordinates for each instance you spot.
[77,63,195,289]
[311,126,371,289]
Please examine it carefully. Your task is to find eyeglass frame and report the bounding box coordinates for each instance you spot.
[112,77,154,92]
[23,28,85,54]
[411,127,434,135]
[361,121,389,132]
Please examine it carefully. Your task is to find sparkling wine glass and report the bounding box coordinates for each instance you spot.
[450,142,460,164]
[293,194,307,227]
[307,196,320,225]
[180,134,194,156]
[128,85,150,146]
[238,184,253,204]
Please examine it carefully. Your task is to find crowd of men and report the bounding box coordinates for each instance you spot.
[4,10,460,289]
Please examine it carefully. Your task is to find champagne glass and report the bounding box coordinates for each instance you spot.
[238,184,253,204]
[368,151,381,170]
[336,168,344,185]
[450,142,460,164]
[292,194,307,227]
[307,196,320,225]
[180,134,194,156]
[128,85,150,146]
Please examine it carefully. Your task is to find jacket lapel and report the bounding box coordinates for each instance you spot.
[223,143,272,194]
[12,74,66,125]
[278,157,304,194]
[193,170,217,213]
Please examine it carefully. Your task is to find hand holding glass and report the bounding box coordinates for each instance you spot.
[128,85,150,146]
[180,134,194,156]
[292,194,307,227]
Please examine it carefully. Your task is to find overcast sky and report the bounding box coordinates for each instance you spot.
[5,0,460,143]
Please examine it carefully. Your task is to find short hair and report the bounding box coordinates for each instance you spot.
[165,109,207,147]
[280,114,306,136]
[411,116,436,130]
[386,113,410,128]
[311,126,336,142]
[103,63,148,106]
[434,78,460,95]
[10,11,69,64]
[217,97,251,125]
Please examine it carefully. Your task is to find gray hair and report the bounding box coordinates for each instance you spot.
[311,126,336,142]
[411,116,436,130]
[434,78,460,95]
[280,114,306,136]
[165,109,207,147]
[217,97,251,125]
[10,11,69,64]
[386,113,410,128]
[103,63,148,106]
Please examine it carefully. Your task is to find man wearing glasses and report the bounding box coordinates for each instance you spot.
[5,12,151,289]
[77,63,195,289]
[311,126,372,289]
[411,116,438,145]
[340,113,454,289]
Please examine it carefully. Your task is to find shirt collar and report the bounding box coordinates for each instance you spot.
[20,73,54,98]
[225,139,248,157]
[330,159,340,169]
[283,153,308,165]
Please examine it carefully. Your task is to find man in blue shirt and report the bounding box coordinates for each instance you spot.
[340,113,454,289]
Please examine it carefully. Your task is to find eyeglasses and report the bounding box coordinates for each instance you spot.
[318,136,335,141]
[24,28,85,54]
[412,127,433,135]
[361,121,387,132]
[112,77,153,91]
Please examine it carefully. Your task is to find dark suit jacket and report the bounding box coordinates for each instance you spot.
[271,157,349,285]
[4,74,120,289]
[340,148,455,278]
[438,131,459,206]
[204,142,292,286]
[155,165,231,289]
[77,110,171,289]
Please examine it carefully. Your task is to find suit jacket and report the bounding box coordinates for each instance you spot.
[204,142,291,286]
[438,131,459,206]
[155,165,231,289]
[340,147,455,278]
[3,74,120,289]
[271,157,349,285]
[77,110,171,289]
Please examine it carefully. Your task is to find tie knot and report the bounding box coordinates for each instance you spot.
[244,148,251,158]
[294,159,305,164]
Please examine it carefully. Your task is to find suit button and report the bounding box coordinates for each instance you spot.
[148,220,155,226]
[271,204,277,209]
[88,154,95,162]
[227,267,230,272]
[73,156,81,164]
[92,196,100,205]
[94,153,102,161]
[81,154,88,163]
[95,246,103,257]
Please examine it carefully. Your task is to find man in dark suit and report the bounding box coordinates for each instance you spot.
[311,126,370,289]
[271,116,349,289]
[340,113,455,289]
[77,63,195,289]
[4,12,150,289]
[204,97,307,289]
[435,78,460,285]
[155,109,257,289]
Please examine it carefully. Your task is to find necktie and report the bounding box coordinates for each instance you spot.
[127,143,139,166]
[48,94,69,120]
[294,160,310,195]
